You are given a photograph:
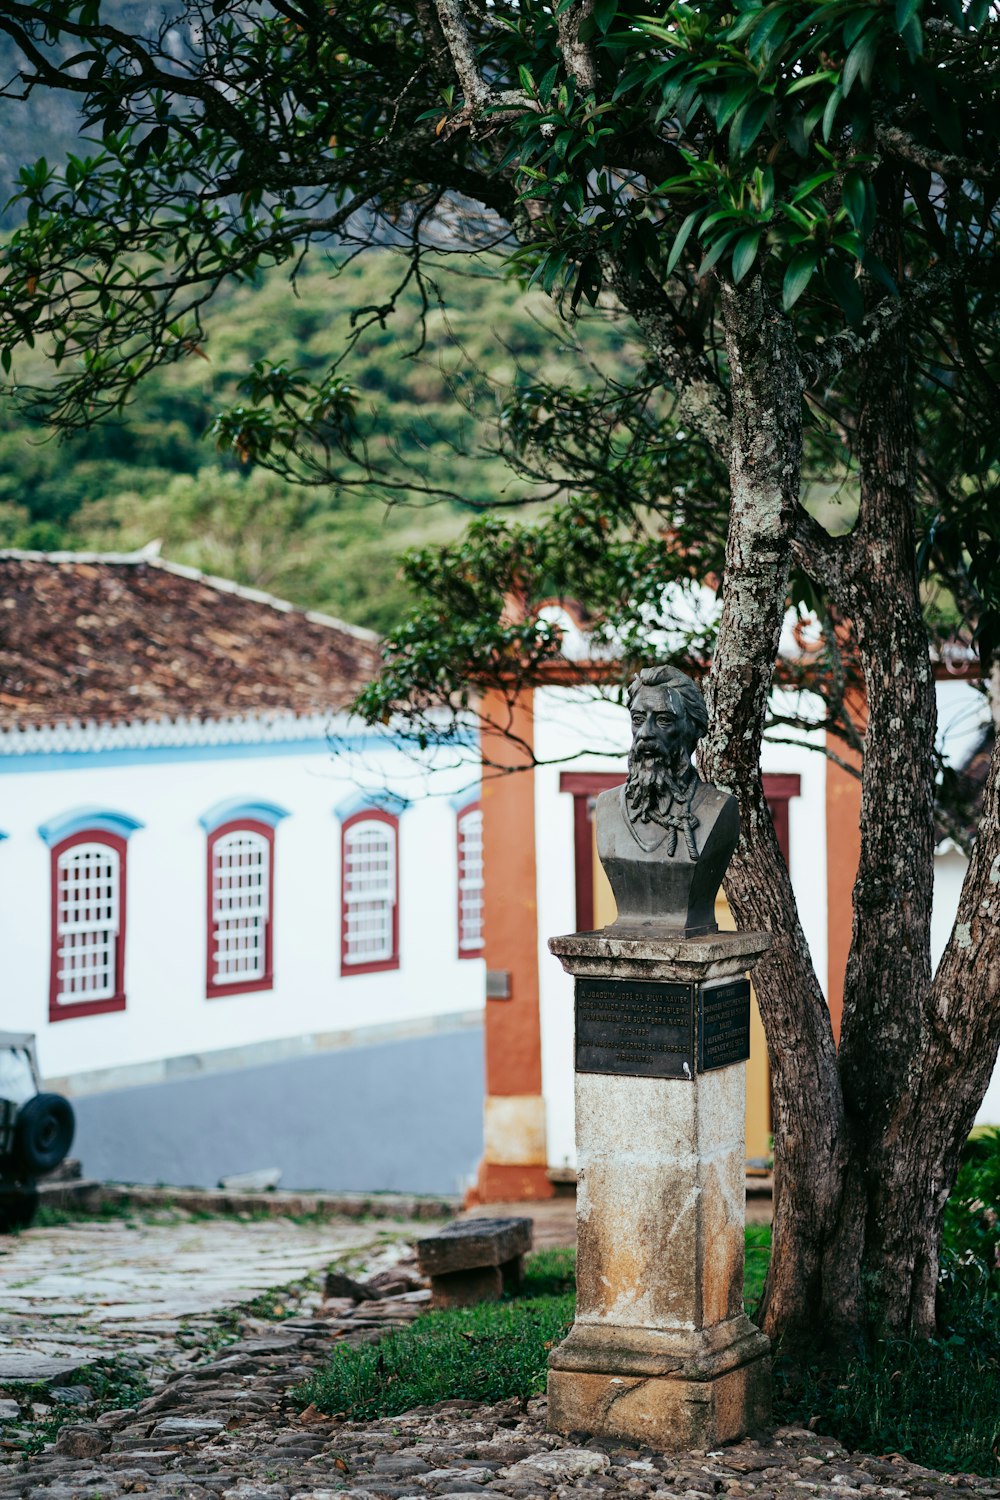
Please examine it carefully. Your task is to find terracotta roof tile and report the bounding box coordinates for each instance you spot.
[0,551,380,729]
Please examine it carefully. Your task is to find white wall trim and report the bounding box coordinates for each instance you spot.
[0,712,342,756]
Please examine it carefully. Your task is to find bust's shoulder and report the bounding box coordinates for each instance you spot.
[692,778,738,812]
[595,784,625,811]
[691,780,740,837]
[594,784,626,834]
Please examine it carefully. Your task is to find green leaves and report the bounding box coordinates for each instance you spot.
[571,253,603,311]
[592,0,619,36]
[841,26,880,95]
[666,209,702,275]
[697,228,741,279]
[0,0,992,479]
[782,249,818,309]
[732,229,762,283]
[355,475,726,733]
[825,258,864,325]
[894,0,923,51]
[821,84,844,143]
[730,94,773,157]
[791,168,837,203]
[842,170,874,235]
[565,0,928,316]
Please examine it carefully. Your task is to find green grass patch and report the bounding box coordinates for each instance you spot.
[297,1220,1000,1475]
[10,1357,151,1457]
[296,1292,575,1419]
[297,1235,767,1422]
[942,1127,1000,1280]
[296,1173,1000,1478]
[774,1335,1000,1476]
[239,1283,310,1321]
[744,1224,771,1314]
[31,1199,140,1230]
[774,1130,1000,1476]
[521,1247,577,1298]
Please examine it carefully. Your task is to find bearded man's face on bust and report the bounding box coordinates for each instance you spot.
[630,685,694,775]
[626,684,698,826]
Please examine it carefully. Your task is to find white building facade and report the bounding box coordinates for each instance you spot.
[0,553,486,1194]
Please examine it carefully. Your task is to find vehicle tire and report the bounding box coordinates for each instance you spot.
[12,1094,75,1177]
[0,1184,38,1233]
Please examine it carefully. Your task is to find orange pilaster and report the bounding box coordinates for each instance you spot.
[825,708,864,1043]
[474,687,553,1203]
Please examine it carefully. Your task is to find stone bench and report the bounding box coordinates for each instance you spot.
[415,1216,533,1308]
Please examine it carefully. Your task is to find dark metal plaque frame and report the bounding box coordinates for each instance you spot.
[698,978,751,1073]
[575,978,695,1080]
[575,976,751,1080]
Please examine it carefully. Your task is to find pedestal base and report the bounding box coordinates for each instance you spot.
[547,1355,771,1450]
[547,1316,770,1449]
[546,928,773,1451]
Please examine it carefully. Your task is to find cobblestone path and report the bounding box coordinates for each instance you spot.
[0,1215,409,1363]
[1,1215,996,1500]
[4,1354,1000,1500]
[0,1210,423,1471]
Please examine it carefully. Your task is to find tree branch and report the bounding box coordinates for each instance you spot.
[556,1,598,90]
[602,259,730,459]
[876,121,1000,186]
[0,3,255,145]
[800,264,966,392]
[701,277,850,1339]
[432,0,531,115]
[433,0,491,106]
[791,503,855,598]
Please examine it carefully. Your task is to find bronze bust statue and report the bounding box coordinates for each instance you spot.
[594,664,739,937]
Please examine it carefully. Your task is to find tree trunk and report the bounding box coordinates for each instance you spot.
[701,279,852,1340]
[724,286,1000,1342]
[839,299,1000,1325]
[630,264,997,1350]
[833,182,944,1332]
[611,239,996,1352]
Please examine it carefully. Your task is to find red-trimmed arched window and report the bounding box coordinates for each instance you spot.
[456,802,484,958]
[50,831,128,1021]
[206,819,275,998]
[341,808,399,975]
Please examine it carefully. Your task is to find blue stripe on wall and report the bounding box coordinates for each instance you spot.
[72,1024,485,1195]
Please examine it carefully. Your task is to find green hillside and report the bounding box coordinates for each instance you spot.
[0,251,636,632]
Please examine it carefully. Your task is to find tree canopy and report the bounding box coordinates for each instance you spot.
[1,0,996,678]
[0,0,998,1350]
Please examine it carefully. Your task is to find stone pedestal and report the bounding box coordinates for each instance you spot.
[546,929,772,1451]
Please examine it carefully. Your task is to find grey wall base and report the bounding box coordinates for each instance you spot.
[70,1025,485,1196]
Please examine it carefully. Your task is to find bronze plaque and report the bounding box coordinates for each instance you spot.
[698,978,751,1072]
[575,978,695,1080]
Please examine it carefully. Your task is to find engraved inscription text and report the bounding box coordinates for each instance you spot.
[575,978,695,1080]
[698,979,751,1072]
